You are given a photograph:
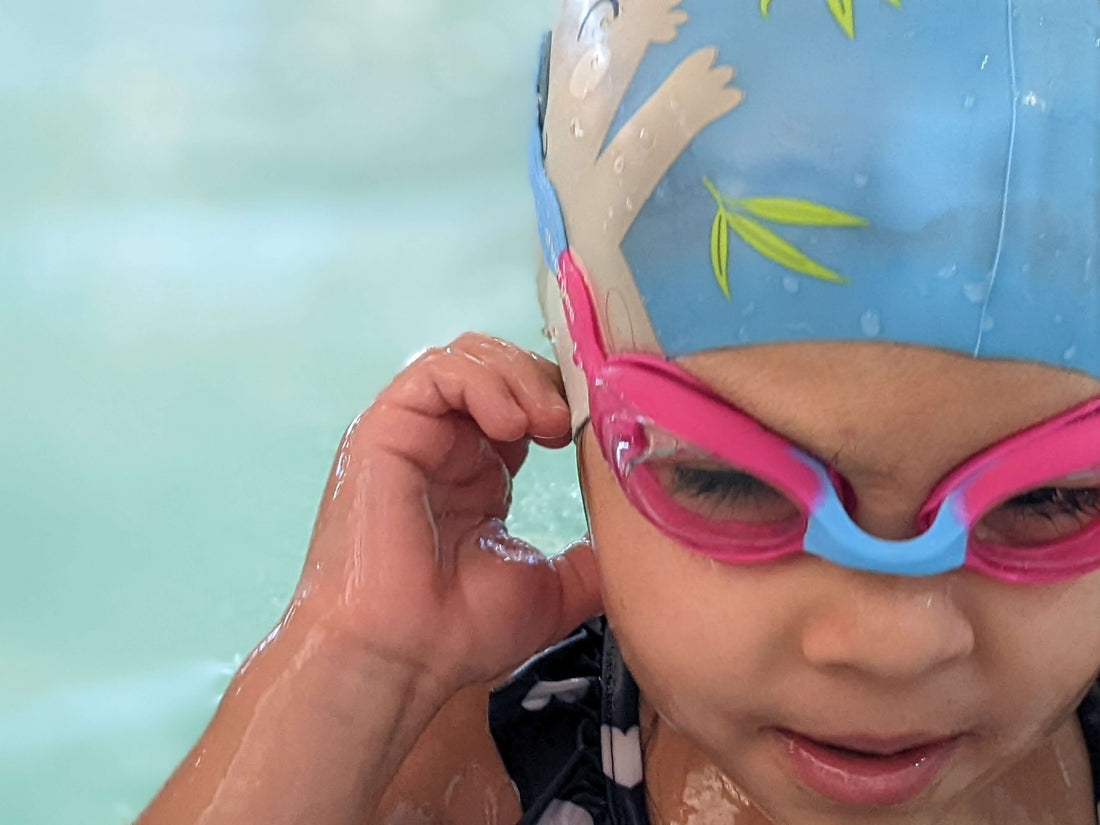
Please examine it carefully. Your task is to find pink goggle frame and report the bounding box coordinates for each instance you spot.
[559,250,1100,584]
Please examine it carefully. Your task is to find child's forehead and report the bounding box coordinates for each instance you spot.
[677,341,1100,477]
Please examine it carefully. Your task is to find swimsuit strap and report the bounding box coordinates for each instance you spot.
[1074,678,1100,821]
[488,618,638,825]
[600,621,651,825]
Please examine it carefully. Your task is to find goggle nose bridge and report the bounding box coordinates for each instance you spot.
[800,460,971,577]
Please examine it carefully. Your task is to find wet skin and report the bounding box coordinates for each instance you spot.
[136,334,1100,825]
[581,341,1100,825]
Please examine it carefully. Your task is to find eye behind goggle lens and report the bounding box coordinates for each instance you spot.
[973,478,1100,548]
[602,418,809,558]
[645,458,800,524]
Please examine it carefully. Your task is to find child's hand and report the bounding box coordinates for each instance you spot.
[294,333,602,700]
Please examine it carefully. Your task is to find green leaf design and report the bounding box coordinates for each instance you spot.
[826,0,856,38]
[710,210,731,298]
[736,197,868,227]
[760,0,900,36]
[724,214,850,284]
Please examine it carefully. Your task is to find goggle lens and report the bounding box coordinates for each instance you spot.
[972,471,1100,549]
[604,419,809,560]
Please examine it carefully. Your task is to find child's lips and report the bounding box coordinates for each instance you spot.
[774,727,962,807]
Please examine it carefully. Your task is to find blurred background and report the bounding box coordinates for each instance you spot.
[0,0,588,821]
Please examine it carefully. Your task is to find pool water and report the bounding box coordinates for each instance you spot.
[0,0,586,821]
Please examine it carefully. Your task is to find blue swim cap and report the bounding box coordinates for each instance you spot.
[532,0,1099,425]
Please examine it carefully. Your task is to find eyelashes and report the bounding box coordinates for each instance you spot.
[669,465,779,505]
[657,463,801,524]
[1001,487,1100,521]
[663,463,1100,546]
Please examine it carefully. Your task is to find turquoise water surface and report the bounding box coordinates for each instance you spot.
[0,1,587,821]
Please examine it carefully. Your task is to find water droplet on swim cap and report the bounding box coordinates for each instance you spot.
[534,0,1100,388]
[1065,344,1079,361]
[1022,90,1049,112]
[964,283,988,304]
[860,310,882,338]
[937,264,958,280]
[570,45,610,98]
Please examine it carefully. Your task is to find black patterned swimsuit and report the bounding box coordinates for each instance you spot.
[488,617,1100,825]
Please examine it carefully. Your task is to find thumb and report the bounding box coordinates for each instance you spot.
[546,535,603,642]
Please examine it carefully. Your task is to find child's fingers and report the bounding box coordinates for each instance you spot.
[546,537,603,642]
[410,336,566,430]
[457,524,603,663]
[441,335,570,441]
[389,353,528,442]
[452,335,567,406]
[371,335,570,476]
[428,447,513,519]
[530,432,573,450]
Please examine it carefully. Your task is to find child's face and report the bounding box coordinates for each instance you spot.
[580,342,1100,824]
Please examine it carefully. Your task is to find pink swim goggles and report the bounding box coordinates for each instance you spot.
[558,251,1100,584]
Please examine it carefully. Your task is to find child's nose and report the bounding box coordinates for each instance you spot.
[799,572,975,681]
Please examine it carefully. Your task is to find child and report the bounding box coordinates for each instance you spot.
[137,1,1100,823]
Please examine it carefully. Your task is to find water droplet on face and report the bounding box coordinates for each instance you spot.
[962,94,976,109]
[937,263,958,279]
[570,118,584,138]
[613,155,625,174]
[782,275,800,294]
[639,127,656,150]
[860,310,881,337]
[964,282,987,303]
[1064,344,1078,361]
[853,172,869,188]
